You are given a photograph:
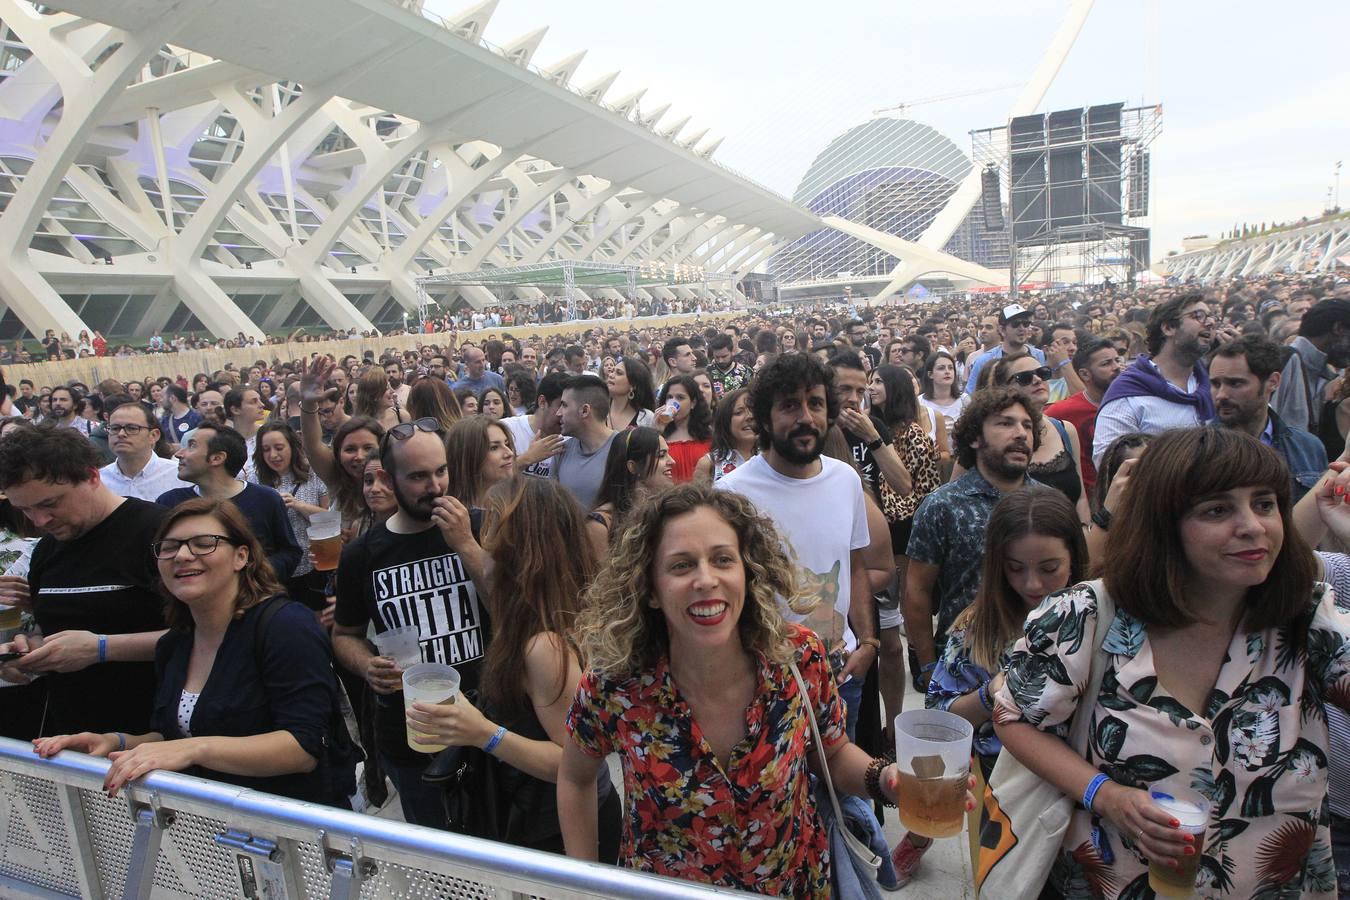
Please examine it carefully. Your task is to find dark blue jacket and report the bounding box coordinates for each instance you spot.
[1269,408,1328,504]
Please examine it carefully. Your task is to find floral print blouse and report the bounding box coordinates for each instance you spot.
[566,625,846,898]
[994,582,1350,900]
[927,627,1003,758]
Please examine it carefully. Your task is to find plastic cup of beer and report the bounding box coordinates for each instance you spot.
[372,625,422,668]
[402,663,460,753]
[307,518,342,571]
[1147,780,1210,898]
[0,604,20,632]
[893,709,973,838]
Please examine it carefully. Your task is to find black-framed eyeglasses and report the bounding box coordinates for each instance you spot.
[1181,310,1215,324]
[152,534,235,560]
[107,424,149,435]
[1009,367,1054,386]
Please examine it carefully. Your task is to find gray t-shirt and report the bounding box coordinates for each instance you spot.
[551,430,618,510]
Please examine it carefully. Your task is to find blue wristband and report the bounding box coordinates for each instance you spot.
[97,634,107,663]
[115,732,126,752]
[1082,773,1110,812]
[977,682,994,712]
[483,725,507,755]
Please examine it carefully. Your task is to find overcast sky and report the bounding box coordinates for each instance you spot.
[427,0,1350,261]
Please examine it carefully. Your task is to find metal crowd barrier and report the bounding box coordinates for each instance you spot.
[0,737,754,899]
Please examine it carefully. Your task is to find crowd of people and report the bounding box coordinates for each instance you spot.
[2,271,1350,898]
[1,296,729,362]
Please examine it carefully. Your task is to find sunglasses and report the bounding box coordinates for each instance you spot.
[381,417,443,447]
[1009,367,1054,386]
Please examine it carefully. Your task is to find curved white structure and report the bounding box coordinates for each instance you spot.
[1164,217,1350,280]
[0,0,820,340]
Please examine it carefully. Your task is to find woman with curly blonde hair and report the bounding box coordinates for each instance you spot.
[558,483,945,897]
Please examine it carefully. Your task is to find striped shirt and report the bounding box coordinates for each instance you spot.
[1091,386,1208,467]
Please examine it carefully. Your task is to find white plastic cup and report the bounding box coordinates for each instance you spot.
[1147,780,1210,897]
[402,663,461,753]
[307,518,342,571]
[372,625,423,668]
[893,709,973,839]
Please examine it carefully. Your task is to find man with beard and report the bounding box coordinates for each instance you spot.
[46,386,83,432]
[1271,298,1350,437]
[1211,335,1326,503]
[384,360,410,407]
[1092,292,1216,467]
[904,387,1038,695]
[964,305,1046,394]
[1045,338,1123,501]
[333,423,490,828]
[718,353,876,740]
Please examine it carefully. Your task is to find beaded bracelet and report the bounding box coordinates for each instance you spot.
[864,756,896,808]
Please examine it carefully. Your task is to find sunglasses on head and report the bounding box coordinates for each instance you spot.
[381,417,443,446]
[1009,367,1054,386]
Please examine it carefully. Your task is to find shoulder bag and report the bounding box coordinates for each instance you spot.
[975,580,1116,899]
[788,659,883,880]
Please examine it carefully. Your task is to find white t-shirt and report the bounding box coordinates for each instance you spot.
[717,455,870,654]
[501,414,569,478]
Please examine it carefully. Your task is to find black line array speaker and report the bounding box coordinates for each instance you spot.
[980,167,1004,232]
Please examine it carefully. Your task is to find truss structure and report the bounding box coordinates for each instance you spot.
[0,0,817,340]
[1163,214,1350,280]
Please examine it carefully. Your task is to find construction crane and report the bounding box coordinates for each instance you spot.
[872,83,1022,117]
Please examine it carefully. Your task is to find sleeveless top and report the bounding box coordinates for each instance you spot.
[1319,399,1345,462]
[710,449,747,484]
[1027,418,1081,505]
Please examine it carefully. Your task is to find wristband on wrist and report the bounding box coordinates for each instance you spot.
[1091,507,1113,531]
[114,732,126,752]
[977,682,994,711]
[300,404,318,415]
[483,725,507,755]
[864,436,884,452]
[860,637,881,653]
[97,634,107,663]
[1082,773,1110,812]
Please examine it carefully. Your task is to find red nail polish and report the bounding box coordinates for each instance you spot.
[1170,819,1180,828]
[1183,847,1195,856]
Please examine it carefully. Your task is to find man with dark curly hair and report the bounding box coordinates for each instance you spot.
[718,353,876,741]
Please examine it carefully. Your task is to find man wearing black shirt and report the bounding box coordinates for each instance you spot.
[0,427,167,737]
[332,426,490,828]
[829,352,913,500]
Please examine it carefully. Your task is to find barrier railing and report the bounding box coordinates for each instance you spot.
[0,737,754,899]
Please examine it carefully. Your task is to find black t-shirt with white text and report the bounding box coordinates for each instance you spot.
[843,413,895,501]
[334,518,489,767]
[27,497,168,737]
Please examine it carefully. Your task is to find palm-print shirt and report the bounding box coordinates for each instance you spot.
[907,469,1038,642]
[565,625,846,898]
[994,582,1350,899]
[927,627,1003,757]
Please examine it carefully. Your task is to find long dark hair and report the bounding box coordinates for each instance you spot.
[445,415,514,508]
[616,357,656,412]
[1093,432,1151,513]
[330,416,384,521]
[480,477,595,717]
[921,350,959,401]
[952,487,1087,670]
[710,387,751,459]
[870,364,919,430]
[659,375,711,442]
[252,422,311,488]
[406,378,461,430]
[595,426,664,524]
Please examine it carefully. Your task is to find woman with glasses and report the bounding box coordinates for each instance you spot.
[33,498,356,807]
[989,353,1091,525]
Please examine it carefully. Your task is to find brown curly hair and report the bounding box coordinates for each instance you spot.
[576,483,811,677]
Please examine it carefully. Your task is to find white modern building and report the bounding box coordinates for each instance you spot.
[0,0,1094,340]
